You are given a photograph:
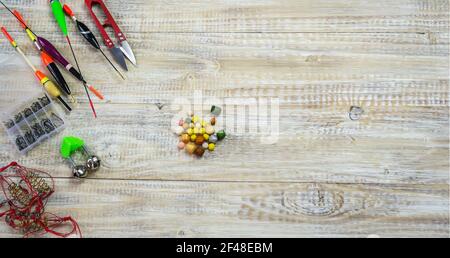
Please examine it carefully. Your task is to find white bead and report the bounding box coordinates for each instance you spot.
[173,126,184,135]
[209,135,218,143]
[205,125,215,135]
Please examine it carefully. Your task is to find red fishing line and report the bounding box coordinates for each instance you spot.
[0,162,82,238]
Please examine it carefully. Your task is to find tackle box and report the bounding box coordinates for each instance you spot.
[1,93,66,155]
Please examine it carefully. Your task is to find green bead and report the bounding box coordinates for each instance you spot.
[61,136,84,159]
[216,130,226,141]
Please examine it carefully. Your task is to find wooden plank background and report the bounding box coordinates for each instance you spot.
[0,0,449,237]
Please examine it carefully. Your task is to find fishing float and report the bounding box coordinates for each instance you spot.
[63,3,125,80]
[1,27,72,112]
[13,10,73,100]
[49,0,98,118]
[0,0,102,117]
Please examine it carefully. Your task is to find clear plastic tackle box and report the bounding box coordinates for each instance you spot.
[1,93,66,155]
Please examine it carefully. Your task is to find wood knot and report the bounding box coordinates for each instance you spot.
[349,106,364,121]
[282,184,344,217]
[305,55,321,63]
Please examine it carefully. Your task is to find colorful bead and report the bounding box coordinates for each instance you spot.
[181,134,190,144]
[194,147,205,157]
[217,130,226,140]
[185,142,197,155]
[195,135,205,145]
[211,106,222,116]
[175,111,226,157]
[173,126,184,136]
[205,125,215,135]
[209,135,218,143]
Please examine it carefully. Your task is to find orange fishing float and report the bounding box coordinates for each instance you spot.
[1,27,72,112]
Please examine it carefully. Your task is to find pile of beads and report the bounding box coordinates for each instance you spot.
[173,106,226,158]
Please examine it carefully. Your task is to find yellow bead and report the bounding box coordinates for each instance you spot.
[192,116,199,123]
[200,128,206,134]
[203,134,209,141]
[187,128,193,135]
[185,142,197,155]
[208,143,215,151]
[201,121,207,127]
[191,134,197,142]
[193,128,200,134]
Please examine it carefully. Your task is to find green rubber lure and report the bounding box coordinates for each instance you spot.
[61,136,85,159]
[50,0,68,36]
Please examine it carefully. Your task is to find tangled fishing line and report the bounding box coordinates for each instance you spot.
[0,162,81,238]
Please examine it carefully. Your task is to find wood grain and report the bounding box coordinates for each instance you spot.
[0,0,449,238]
[0,0,448,33]
[0,103,448,184]
[0,179,448,238]
[0,32,447,183]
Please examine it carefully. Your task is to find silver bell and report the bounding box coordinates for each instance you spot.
[73,165,88,178]
[86,156,101,171]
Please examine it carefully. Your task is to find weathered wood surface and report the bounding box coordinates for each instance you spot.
[1,0,449,33]
[0,0,449,237]
[0,180,448,238]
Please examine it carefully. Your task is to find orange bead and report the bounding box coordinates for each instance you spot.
[195,135,205,145]
[181,134,190,144]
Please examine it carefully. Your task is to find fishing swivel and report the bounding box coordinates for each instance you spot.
[60,136,101,178]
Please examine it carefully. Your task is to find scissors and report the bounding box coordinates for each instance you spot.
[85,0,136,71]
